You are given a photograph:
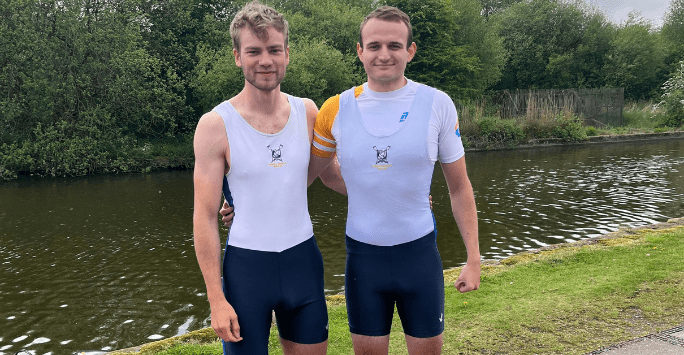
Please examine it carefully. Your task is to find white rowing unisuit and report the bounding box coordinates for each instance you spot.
[213,95,313,252]
[312,79,465,246]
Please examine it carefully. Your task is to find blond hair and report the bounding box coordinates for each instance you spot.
[230,0,288,52]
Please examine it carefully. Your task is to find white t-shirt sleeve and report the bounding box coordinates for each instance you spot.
[428,90,465,163]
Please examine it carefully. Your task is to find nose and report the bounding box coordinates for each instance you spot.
[258,53,274,67]
[377,46,391,61]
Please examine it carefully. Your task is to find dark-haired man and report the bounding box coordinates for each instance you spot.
[307,6,481,355]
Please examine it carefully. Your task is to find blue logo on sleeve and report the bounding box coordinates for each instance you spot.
[455,128,461,137]
[399,112,409,122]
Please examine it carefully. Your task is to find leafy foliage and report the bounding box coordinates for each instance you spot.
[493,0,611,91]
[662,0,684,63]
[659,61,684,128]
[603,15,668,101]
[282,38,363,106]
[385,0,505,100]
[0,0,679,178]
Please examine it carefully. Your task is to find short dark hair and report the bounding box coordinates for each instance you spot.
[359,6,412,48]
[230,0,289,52]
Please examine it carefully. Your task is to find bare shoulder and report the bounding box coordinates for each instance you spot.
[302,98,319,121]
[196,111,224,131]
[194,111,227,154]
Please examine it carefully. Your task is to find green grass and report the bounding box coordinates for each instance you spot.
[111,221,684,355]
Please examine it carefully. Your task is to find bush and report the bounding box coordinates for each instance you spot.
[521,112,587,142]
[469,117,526,148]
[551,114,588,142]
[585,126,599,136]
[659,61,684,128]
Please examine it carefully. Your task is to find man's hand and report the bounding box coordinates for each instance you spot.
[211,299,243,342]
[219,201,234,227]
[454,261,480,293]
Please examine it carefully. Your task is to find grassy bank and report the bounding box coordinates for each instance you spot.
[111,218,684,355]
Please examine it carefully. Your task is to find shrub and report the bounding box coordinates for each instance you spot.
[471,117,526,148]
[659,61,684,128]
[551,113,588,142]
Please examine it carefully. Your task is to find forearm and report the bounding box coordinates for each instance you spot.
[308,153,334,187]
[193,217,225,305]
[318,155,347,195]
[450,184,480,264]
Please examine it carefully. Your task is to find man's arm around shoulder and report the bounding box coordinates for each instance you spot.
[441,156,481,293]
[193,112,242,342]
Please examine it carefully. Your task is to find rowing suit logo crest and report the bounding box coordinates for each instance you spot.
[372,146,392,170]
[267,144,286,168]
[373,146,390,164]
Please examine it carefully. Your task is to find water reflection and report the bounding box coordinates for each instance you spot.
[0,138,682,354]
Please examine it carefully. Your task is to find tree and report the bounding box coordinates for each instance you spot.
[281,0,370,56]
[659,61,684,127]
[383,0,505,101]
[493,0,613,90]
[603,14,668,101]
[480,0,523,18]
[662,0,684,63]
[282,38,363,106]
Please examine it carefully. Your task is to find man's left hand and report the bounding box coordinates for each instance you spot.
[454,261,480,293]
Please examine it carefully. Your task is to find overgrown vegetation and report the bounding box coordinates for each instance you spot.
[115,221,684,354]
[659,61,684,128]
[2,0,684,179]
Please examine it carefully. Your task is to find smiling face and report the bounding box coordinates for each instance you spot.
[234,26,289,92]
[357,18,416,92]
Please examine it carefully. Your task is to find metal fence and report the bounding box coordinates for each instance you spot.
[492,88,625,126]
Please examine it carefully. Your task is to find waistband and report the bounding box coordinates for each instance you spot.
[224,234,317,257]
[345,230,436,255]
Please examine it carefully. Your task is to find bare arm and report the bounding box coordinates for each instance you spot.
[193,112,242,342]
[318,154,346,195]
[441,157,480,292]
[308,154,334,187]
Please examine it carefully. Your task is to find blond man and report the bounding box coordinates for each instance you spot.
[193,2,331,354]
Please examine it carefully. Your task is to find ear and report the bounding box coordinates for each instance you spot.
[285,45,290,66]
[356,42,363,60]
[407,42,417,62]
[233,47,242,68]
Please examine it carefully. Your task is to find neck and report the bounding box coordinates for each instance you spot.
[367,76,408,93]
[237,82,284,114]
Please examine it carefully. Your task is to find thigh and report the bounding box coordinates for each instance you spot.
[276,237,329,344]
[223,246,278,355]
[345,244,395,336]
[394,243,445,338]
[276,298,328,344]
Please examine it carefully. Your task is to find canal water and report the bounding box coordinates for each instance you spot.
[1,138,683,354]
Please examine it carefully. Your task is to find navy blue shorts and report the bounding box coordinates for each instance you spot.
[221,236,328,354]
[345,231,444,338]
